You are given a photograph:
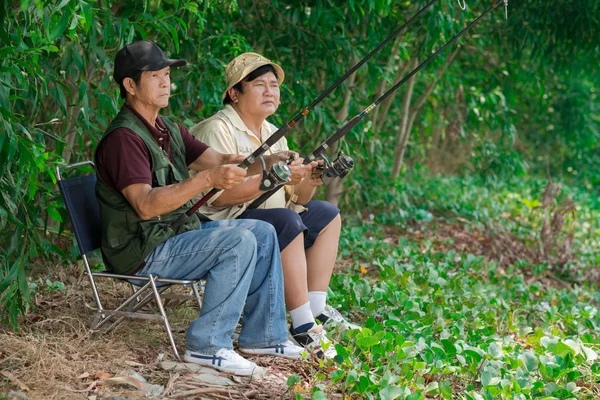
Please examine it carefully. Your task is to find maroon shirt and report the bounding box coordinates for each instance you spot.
[97,105,208,193]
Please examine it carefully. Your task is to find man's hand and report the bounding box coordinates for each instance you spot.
[286,157,312,186]
[206,164,247,189]
[266,150,298,168]
[305,160,324,187]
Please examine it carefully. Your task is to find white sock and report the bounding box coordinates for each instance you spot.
[308,291,327,316]
[289,302,315,330]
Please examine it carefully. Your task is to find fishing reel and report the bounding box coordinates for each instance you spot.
[317,151,355,185]
[258,156,292,191]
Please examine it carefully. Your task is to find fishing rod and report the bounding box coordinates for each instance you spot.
[248,0,508,210]
[170,0,439,229]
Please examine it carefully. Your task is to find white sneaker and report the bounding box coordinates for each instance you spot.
[316,305,360,333]
[184,348,260,376]
[239,340,306,359]
[289,324,337,359]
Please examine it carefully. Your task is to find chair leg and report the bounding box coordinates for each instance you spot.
[149,274,181,361]
[93,280,154,331]
[191,282,203,309]
[129,283,142,311]
[100,285,170,333]
[83,255,105,317]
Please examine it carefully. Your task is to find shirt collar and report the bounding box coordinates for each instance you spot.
[125,104,168,138]
[221,104,273,143]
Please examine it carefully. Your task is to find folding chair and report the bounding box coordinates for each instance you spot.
[56,161,203,361]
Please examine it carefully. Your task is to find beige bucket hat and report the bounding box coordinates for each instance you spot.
[222,52,285,100]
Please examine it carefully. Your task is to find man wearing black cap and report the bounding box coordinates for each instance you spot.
[94,40,304,376]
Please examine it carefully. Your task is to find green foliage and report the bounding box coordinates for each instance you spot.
[295,173,600,399]
[0,0,244,325]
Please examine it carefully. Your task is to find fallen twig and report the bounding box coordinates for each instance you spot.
[1,371,30,391]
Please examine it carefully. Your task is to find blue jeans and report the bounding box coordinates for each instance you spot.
[135,219,288,354]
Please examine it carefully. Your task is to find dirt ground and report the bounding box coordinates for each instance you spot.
[0,263,321,400]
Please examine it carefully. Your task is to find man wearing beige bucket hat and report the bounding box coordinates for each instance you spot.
[190,52,358,359]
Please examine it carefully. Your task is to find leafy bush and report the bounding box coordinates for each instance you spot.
[309,174,600,398]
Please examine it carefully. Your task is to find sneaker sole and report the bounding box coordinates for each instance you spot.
[183,356,259,376]
[238,348,303,359]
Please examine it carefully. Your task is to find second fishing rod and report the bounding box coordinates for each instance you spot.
[170,0,439,229]
[248,0,508,209]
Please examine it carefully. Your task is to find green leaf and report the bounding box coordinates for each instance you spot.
[357,376,369,394]
[166,23,180,53]
[519,351,539,372]
[345,369,358,387]
[356,336,380,348]
[582,345,598,361]
[50,86,67,114]
[380,386,404,400]
[424,382,439,395]
[556,340,576,356]
[41,45,59,52]
[395,334,406,347]
[406,392,424,400]
[47,207,62,223]
[440,381,453,399]
[79,0,93,33]
[49,7,73,41]
[329,370,345,383]
[0,80,9,110]
[487,342,504,359]
[55,0,71,11]
[286,375,301,387]
[481,371,500,387]
[78,81,88,103]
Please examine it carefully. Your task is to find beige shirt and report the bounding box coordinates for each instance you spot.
[190,104,303,220]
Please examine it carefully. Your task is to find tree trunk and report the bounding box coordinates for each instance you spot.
[371,35,404,136]
[375,60,411,133]
[391,58,418,178]
[325,60,358,206]
[391,48,460,177]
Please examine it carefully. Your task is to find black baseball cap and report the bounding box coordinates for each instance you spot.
[113,40,186,84]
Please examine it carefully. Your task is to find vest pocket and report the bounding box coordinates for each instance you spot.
[153,167,172,187]
[108,234,136,247]
[138,219,175,259]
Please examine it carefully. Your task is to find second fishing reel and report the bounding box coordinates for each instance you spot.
[258,156,292,191]
[316,151,355,185]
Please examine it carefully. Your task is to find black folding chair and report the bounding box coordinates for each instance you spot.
[56,161,202,360]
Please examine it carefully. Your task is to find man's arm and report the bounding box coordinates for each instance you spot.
[292,179,318,205]
[122,165,246,220]
[188,147,297,177]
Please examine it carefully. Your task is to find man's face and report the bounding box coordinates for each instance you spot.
[129,66,171,109]
[235,71,280,118]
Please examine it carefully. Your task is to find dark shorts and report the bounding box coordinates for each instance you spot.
[239,200,340,251]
